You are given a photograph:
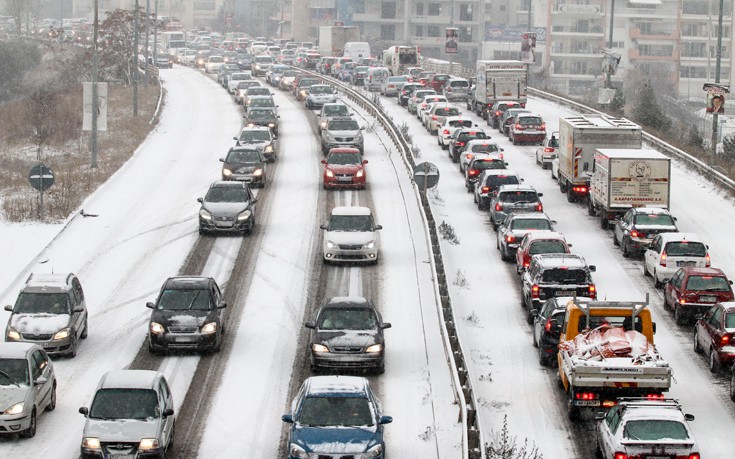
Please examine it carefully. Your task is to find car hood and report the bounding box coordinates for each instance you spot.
[224,161,265,171]
[202,201,250,217]
[237,140,269,149]
[315,330,379,349]
[325,231,375,245]
[0,385,30,409]
[10,313,70,335]
[291,424,380,453]
[151,308,217,329]
[326,129,360,137]
[84,418,160,442]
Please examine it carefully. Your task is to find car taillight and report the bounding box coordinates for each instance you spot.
[645,393,665,400]
[660,252,667,267]
[465,153,473,160]
[540,123,546,130]
[524,260,530,268]
[535,203,543,211]
[505,235,516,244]
[495,110,501,116]
[495,203,503,212]
[468,169,479,177]
[544,318,553,332]
[544,147,554,153]
[688,454,701,459]
[614,453,628,459]
[720,334,732,347]
[630,230,639,238]
[589,284,596,299]
[531,284,539,298]
[421,103,426,108]
[705,253,711,267]
[481,186,490,193]
[442,129,450,135]
[515,123,523,130]
[456,141,465,147]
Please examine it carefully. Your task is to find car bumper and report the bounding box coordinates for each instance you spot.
[323,141,364,152]
[81,446,166,459]
[222,174,266,187]
[324,177,366,189]
[540,154,557,164]
[383,89,399,96]
[323,246,378,263]
[0,412,32,434]
[12,336,75,356]
[149,332,218,352]
[514,132,545,142]
[199,215,253,233]
[717,347,735,366]
[311,351,384,370]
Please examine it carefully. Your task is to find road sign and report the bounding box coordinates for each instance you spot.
[413,162,440,189]
[28,164,55,191]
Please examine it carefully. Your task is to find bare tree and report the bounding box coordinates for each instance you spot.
[23,87,59,160]
[4,0,25,36]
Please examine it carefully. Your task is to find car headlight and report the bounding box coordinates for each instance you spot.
[268,123,276,128]
[237,209,252,221]
[81,437,101,450]
[364,241,375,249]
[222,168,233,177]
[356,169,364,178]
[320,121,327,129]
[201,322,217,334]
[138,438,160,450]
[150,322,165,335]
[365,444,383,457]
[6,328,20,341]
[255,64,261,69]
[53,328,70,340]
[325,169,334,178]
[324,132,335,141]
[312,343,329,352]
[355,131,363,141]
[253,168,263,176]
[264,145,273,153]
[366,343,383,353]
[299,90,306,96]
[3,402,24,415]
[199,209,212,220]
[326,240,336,249]
[289,444,308,459]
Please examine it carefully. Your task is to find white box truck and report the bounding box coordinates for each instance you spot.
[469,60,527,119]
[318,26,360,57]
[557,115,642,203]
[588,149,671,229]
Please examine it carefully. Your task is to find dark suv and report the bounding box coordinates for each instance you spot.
[448,128,490,162]
[488,101,522,129]
[489,185,544,230]
[521,254,596,324]
[147,277,227,354]
[5,273,89,357]
[532,297,592,366]
[613,207,678,258]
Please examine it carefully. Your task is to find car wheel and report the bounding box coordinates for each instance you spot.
[538,348,548,367]
[69,337,77,358]
[643,261,650,277]
[21,409,36,438]
[710,348,720,373]
[621,238,630,258]
[81,317,89,339]
[148,338,162,355]
[693,330,702,353]
[653,269,663,289]
[674,303,686,325]
[46,383,56,412]
[167,420,175,450]
[376,363,385,375]
[593,435,604,459]
[730,369,735,401]
[535,154,541,165]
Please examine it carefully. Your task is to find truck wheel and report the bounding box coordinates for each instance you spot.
[567,396,581,422]
[566,186,576,203]
[599,211,609,230]
[587,199,596,216]
[559,179,567,193]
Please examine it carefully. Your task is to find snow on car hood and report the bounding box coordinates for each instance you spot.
[325,231,375,246]
[292,424,380,453]
[202,201,250,218]
[154,310,211,328]
[0,385,30,409]
[10,313,70,335]
[317,330,378,349]
[83,418,160,442]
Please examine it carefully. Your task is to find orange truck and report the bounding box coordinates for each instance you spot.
[557,298,672,420]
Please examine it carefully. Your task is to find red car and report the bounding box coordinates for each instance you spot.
[321,148,367,190]
[515,231,571,274]
[694,302,735,372]
[664,267,734,324]
[425,73,450,93]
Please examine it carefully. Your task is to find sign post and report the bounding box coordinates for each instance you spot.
[28,164,55,220]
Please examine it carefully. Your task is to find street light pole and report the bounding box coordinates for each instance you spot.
[91,0,99,168]
[526,0,532,84]
[144,0,150,85]
[449,0,455,74]
[710,0,724,155]
[133,0,139,116]
[606,0,615,88]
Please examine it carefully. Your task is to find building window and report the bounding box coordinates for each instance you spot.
[381,2,396,19]
[416,3,424,15]
[193,1,216,10]
[428,25,441,37]
[428,3,441,15]
[459,27,472,42]
[638,44,673,57]
[459,4,473,21]
[574,20,589,33]
[572,61,588,74]
[500,4,506,11]
[415,25,424,37]
[381,24,396,40]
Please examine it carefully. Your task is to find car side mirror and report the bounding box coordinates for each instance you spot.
[363,160,368,164]
[74,306,85,313]
[146,302,155,309]
[520,178,525,182]
[218,302,227,309]
[382,322,392,329]
[3,305,12,312]
[305,322,315,329]
[219,158,225,162]
[197,198,204,203]
[379,415,393,425]
[730,280,734,285]
[594,411,605,421]
[360,127,365,130]
[684,414,695,421]
[567,243,573,248]
[321,159,327,164]
[282,414,294,423]
[251,198,258,204]
[163,408,174,417]
[588,265,596,272]
[320,224,327,230]
[537,192,543,197]
[79,407,89,416]
[35,376,48,386]
[233,136,238,141]
[694,314,703,321]
[530,309,538,317]
[375,225,383,230]
[504,162,509,166]
[652,322,657,334]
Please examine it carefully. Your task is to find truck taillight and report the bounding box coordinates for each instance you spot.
[705,253,711,267]
[535,203,543,211]
[589,284,597,299]
[468,169,479,177]
[572,186,588,193]
[660,252,668,267]
[574,392,597,400]
[495,203,503,212]
[505,235,516,244]
[645,393,665,400]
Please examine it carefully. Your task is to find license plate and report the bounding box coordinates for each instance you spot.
[556,291,576,296]
[337,176,353,182]
[573,400,600,407]
[699,295,717,302]
[677,261,696,267]
[643,456,674,459]
[41,342,54,349]
[172,336,195,343]
[108,455,134,459]
[215,222,233,227]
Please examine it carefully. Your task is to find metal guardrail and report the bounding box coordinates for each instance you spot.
[300,68,485,458]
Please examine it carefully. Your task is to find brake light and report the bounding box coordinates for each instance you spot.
[544,147,554,153]
[456,141,465,147]
[705,253,711,267]
[465,153,473,160]
[443,129,450,135]
[720,334,731,347]
[468,169,479,177]
[481,186,490,193]
[531,284,539,298]
[540,122,546,130]
[630,230,639,238]
[432,115,437,120]
[572,186,588,193]
[421,103,426,108]
[614,453,628,459]
[574,392,597,401]
[495,110,501,116]
[645,393,665,400]
[689,454,701,459]
[524,261,530,268]
[589,284,597,299]
[660,252,667,267]
[505,235,516,244]
[545,318,553,332]
[514,123,523,130]
[535,203,543,212]
[495,203,503,212]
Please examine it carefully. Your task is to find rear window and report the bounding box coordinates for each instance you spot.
[664,241,707,257]
[473,159,505,171]
[511,218,552,231]
[485,175,520,187]
[529,240,567,255]
[470,143,499,153]
[685,275,731,291]
[459,131,488,141]
[542,268,587,284]
[436,108,460,116]
[449,80,469,88]
[518,117,543,126]
[634,213,676,226]
[450,120,473,128]
[622,420,690,441]
[498,191,538,203]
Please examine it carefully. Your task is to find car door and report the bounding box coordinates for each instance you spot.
[72,277,87,339]
[614,210,632,244]
[644,235,662,274]
[31,350,53,408]
[158,378,175,446]
[704,305,723,355]
[665,269,684,307]
[696,305,719,352]
[598,404,623,457]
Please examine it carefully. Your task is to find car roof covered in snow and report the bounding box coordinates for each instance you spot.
[331,206,372,217]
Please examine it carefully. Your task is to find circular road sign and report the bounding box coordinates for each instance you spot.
[28,164,55,191]
[413,161,440,189]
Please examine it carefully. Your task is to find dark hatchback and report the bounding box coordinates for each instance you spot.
[244,108,279,136]
[220,146,267,187]
[282,376,392,459]
[532,297,591,366]
[305,297,391,374]
[198,181,257,236]
[147,277,226,354]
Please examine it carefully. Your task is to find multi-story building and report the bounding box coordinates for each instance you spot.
[71,0,223,29]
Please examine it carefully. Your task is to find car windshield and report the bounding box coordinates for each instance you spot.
[634,213,676,226]
[209,56,223,63]
[239,130,271,142]
[450,80,469,88]
[318,307,377,330]
[157,288,212,310]
[324,105,349,116]
[13,292,70,315]
[205,187,247,203]
[255,56,272,63]
[499,191,539,203]
[248,110,275,120]
[231,74,250,81]
[310,86,333,94]
[529,240,567,255]
[89,389,159,420]
[623,420,689,441]
[328,215,373,232]
[329,120,359,131]
[283,70,298,77]
[237,81,258,89]
[297,396,373,427]
[227,149,262,162]
[327,153,362,165]
[511,219,552,231]
[250,98,275,108]
[542,269,587,283]
[686,275,731,291]
[0,359,29,386]
[471,144,499,153]
[665,241,707,257]
[300,78,319,87]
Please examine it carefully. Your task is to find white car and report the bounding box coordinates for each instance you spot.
[595,398,699,459]
[227,72,253,94]
[535,131,559,169]
[423,103,461,134]
[417,95,448,123]
[204,55,224,73]
[320,206,382,264]
[643,232,710,288]
[459,140,504,173]
[550,157,560,180]
[437,116,474,150]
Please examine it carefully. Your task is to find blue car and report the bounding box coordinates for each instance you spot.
[267,64,291,86]
[282,376,392,459]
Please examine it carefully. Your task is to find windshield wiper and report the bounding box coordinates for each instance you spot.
[0,370,22,388]
[186,291,203,310]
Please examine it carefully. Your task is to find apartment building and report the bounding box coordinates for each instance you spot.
[71,0,223,29]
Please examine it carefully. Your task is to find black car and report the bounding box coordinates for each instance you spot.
[520,254,597,324]
[244,108,280,136]
[398,83,424,107]
[305,297,391,374]
[488,101,522,129]
[198,181,257,236]
[220,146,267,187]
[532,297,582,367]
[613,207,678,258]
[448,128,489,163]
[147,276,227,354]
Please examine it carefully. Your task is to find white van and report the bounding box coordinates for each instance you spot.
[343,42,371,62]
[249,41,267,55]
[365,66,390,91]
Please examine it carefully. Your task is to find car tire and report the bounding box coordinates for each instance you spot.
[622,238,631,258]
[69,337,77,358]
[643,261,650,277]
[81,317,89,339]
[535,154,541,166]
[167,420,175,450]
[693,330,702,353]
[674,303,685,325]
[148,338,162,355]
[730,370,735,402]
[594,436,604,459]
[376,363,385,375]
[709,348,720,373]
[538,349,548,367]
[21,409,36,438]
[46,383,56,412]
[653,269,663,289]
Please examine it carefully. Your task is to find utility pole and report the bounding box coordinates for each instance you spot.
[91,0,99,168]
[605,0,615,88]
[710,0,724,155]
[153,0,159,63]
[144,0,151,85]
[526,0,532,84]
[133,0,139,116]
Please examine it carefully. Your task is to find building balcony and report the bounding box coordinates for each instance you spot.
[629,27,679,40]
[352,13,404,23]
[307,0,336,8]
[550,25,604,37]
[550,48,599,58]
[614,6,678,20]
[549,71,597,80]
[411,36,445,46]
[412,15,451,24]
[628,48,678,61]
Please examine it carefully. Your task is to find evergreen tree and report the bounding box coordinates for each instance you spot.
[632,80,671,131]
[724,135,735,158]
[609,88,625,115]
